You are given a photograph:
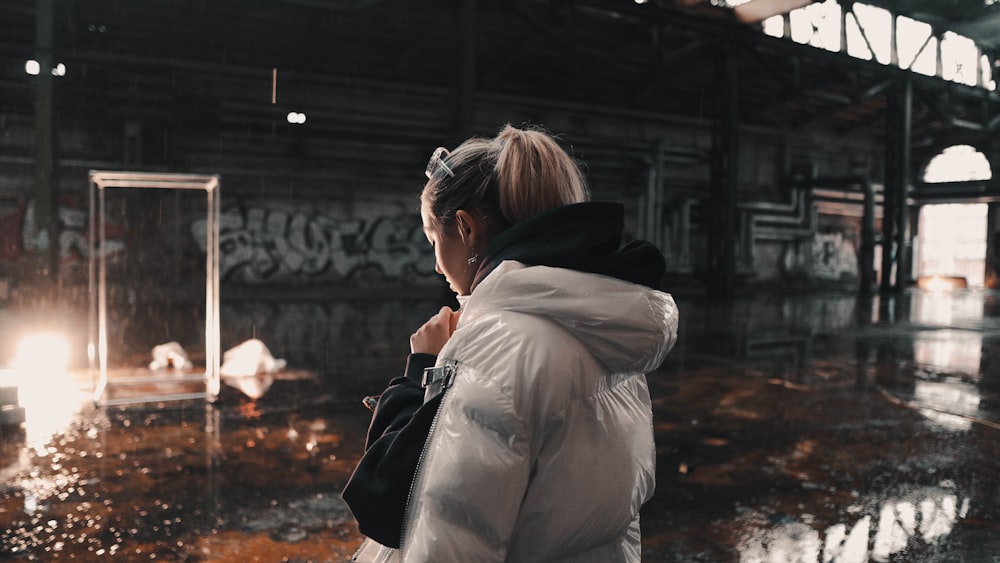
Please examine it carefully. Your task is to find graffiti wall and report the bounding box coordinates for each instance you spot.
[1,198,125,262]
[0,195,438,290]
[781,232,859,284]
[191,205,436,284]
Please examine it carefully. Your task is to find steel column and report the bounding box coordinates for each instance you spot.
[709,46,739,297]
[860,178,878,294]
[650,139,666,251]
[986,202,999,289]
[456,0,477,136]
[882,78,913,291]
[896,78,913,289]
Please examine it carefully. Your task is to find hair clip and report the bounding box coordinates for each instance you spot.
[425,146,455,179]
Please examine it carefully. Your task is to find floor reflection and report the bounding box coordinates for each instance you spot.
[910,289,988,328]
[1,290,998,561]
[642,288,1000,562]
[913,330,982,378]
[914,380,982,431]
[738,486,970,563]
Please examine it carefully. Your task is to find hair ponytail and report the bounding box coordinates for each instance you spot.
[493,125,589,223]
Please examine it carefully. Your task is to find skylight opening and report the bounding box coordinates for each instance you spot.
[981,54,998,91]
[941,32,979,86]
[844,16,872,62]
[896,16,936,75]
[762,14,784,38]
[755,2,993,90]
[846,3,892,64]
[789,0,841,52]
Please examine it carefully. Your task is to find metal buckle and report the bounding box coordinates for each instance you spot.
[421,364,456,403]
[421,365,455,388]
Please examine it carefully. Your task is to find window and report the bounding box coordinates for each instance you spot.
[923,145,992,183]
[896,16,936,75]
[752,2,993,90]
[941,32,979,86]
[846,3,892,64]
[789,0,841,52]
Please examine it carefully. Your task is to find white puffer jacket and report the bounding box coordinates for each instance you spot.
[400,261,679,562]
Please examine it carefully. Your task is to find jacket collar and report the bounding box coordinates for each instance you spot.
[471,202,665,292]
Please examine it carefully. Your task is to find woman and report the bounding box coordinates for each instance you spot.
[342,124,678,562]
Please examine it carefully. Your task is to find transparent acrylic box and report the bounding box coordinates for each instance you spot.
[88,171,220,406]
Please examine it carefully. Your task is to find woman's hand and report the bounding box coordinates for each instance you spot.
[410,306,462,355]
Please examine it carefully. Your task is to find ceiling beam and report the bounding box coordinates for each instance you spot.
[570,0,1000,104]
[988,113,1000,133]
[859,79,892,103]
[260,0,390,10]
[636,37,715,98]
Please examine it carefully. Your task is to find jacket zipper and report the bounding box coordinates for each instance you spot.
[399,362,457,553]
[351,538,398,563]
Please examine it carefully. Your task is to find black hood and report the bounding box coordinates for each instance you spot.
[472,201,666,292]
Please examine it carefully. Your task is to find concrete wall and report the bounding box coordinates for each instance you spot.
[0,78,885,304]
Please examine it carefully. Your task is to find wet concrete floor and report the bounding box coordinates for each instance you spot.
[1,289,999,562]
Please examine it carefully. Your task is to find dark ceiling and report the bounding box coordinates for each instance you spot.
[0,0,998,156]
[881,0,1000,51]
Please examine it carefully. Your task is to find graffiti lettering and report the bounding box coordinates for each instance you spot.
[192,206,435,283]
[782,232,858,283]
[12,199,126,260]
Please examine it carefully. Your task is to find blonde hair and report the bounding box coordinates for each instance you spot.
[423,124,589,228]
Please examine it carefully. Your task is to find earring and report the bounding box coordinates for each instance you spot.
[468,253,479,265]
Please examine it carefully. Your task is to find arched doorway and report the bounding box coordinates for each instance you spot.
[916,145,993,288]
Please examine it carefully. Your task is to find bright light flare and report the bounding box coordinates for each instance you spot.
[918,276,966,293]
[926,277,953,292]
[13,332,70,375]
[9,331,83,452]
